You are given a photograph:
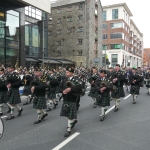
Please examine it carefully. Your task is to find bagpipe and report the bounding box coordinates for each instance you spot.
[99,78,113,92]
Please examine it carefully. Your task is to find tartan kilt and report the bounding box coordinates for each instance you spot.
[130,85,140,95]
[60,101,77,119]
[8,88,21,104]
[22,86,31,96]
[0,91,8,103]
[88,87,99,98]
[96,94,110,107]
[33,96,47,109]
[48,92,56,99]
[55,86,59,94]
[111,86,125,99]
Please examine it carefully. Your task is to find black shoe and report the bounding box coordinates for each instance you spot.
[6,115,14,120]
[41,113,48,120]
[18,108,23,116]
[114,107,119,112]
[7,107,11,113]
[46,108,51,112]
[133,100,136,104]
[23,102,28,105]
[0,113,3,116]
[29,98,33,103]
[34,120,41,124]
[64,131,71,137]
[100,115,105,121]
[53,103,58,109]
[71,120,78,129]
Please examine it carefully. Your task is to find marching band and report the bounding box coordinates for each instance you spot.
[0,62,149,137]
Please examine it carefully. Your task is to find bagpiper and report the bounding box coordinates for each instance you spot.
[31,67,49,124]
[6,65,23,120]
[0,67,8,116]
[111,64,126,112]
[129,67,142,104]
[95,70,113,121]
[145,68,150,95]
[59,67,82,137]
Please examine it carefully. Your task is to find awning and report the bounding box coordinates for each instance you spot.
[25,58,38,62]
[57,60,75,65]
[38,59,61,64]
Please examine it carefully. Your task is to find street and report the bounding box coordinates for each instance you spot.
[0,86,150,150]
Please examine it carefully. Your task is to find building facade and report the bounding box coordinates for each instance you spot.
[0,0,50,67]
[48,0,103,68]
[102,3,143,68]
[143,48,150,68]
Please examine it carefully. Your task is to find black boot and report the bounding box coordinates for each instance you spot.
[7,107,11,113]
[23,102,28,105]
[114,106,119,112]
[41,113,48,120]
[46,108,51,112]
[0,112,3,116]
[6,115,14,120]
[53,103,58,109]
[18,108,23,116]
[34,120,41,124]
[64,131,71,137]
[71,120,78,129]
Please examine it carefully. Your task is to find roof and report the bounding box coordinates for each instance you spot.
[25,57,40,62]
[103,3,133,16]
[52,0,85,7]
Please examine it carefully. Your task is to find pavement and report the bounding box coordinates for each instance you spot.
[1,86,150,150]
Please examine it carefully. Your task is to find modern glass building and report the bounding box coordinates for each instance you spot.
[0,0,50,67]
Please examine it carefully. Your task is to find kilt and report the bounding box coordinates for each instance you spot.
[22,86,31,96]
[33,96,47,109]
[48,92,56,99]
[96,94,110,107]
[60,101,77,119]
[88,87,99,98]
[8,88,21,104]
[55,86,59,94]
[0,91,8,103]
[111,86,125,99]
[130,85,140,95]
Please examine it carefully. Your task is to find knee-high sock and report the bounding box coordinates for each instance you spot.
[67,119,74,131]
[0,104,3,113]
[127,85,130,91]
[148,88,150,93]
[101,107,105,116]
[133,95,137,100]
[10,106,14,116]
[6,102,11,108]
[15,105,21,111]
[37,109,42,120]
[41,109,46,115]
[115,99,120,108]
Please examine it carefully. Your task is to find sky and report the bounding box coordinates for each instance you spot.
[100,0,150,48]
[51,0,150,48]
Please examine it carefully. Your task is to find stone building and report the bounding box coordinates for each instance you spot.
[48,0,103,67]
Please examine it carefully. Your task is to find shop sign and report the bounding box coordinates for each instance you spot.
[6,40,19,49]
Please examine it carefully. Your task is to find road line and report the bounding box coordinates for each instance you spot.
[124,94,131,99]
[105,105,115,115]
[1,116,7,118]
[52,132,80,150]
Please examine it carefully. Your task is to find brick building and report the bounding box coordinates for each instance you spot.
[143,48,150,67]
[102,3,143,68]
[48,0,103,67]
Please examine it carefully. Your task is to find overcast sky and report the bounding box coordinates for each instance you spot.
[101,0,149,48]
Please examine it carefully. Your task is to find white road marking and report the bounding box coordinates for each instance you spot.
[1,116,7,118]
[52,132,80,150]
[105,105,115,115]
[124,94,131,99]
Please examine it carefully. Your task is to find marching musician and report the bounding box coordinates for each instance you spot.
[6,65,23,120]
[95,70,113,121]
[0,67,8,116]
[111,64,126,112]
[88,66,99,108]
[59,67,82,137]
[31,67,49,124]
[129,67,142,104]
[145,68,150,95]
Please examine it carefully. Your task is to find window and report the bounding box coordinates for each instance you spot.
[78,4,83,10]
[57,8,62,13]
[77,50,82,56]
[102,34,107,39]
[78,39,83,45]
[78,27,83,32]
[57,41,61,46]
[112,9,118,19]
[78,15,83,20]
[48,31,52,36]
[102,24,107,30]
[110,44,124,49]
[67,17,72,22]
[110,33,122,39]
[57,18,62,24]
[102,44,107,50]
[67,7,72,12]
[57,30,62,34]
[67,27,73,33]
[111,22,123,28]
[111,54,118,67]
[102,11,107,21]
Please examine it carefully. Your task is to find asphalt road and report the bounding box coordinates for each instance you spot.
[0,86,150,150]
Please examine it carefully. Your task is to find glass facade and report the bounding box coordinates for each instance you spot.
[111,54,118,67]
[102,11,106,21]
[112,9,118,19]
